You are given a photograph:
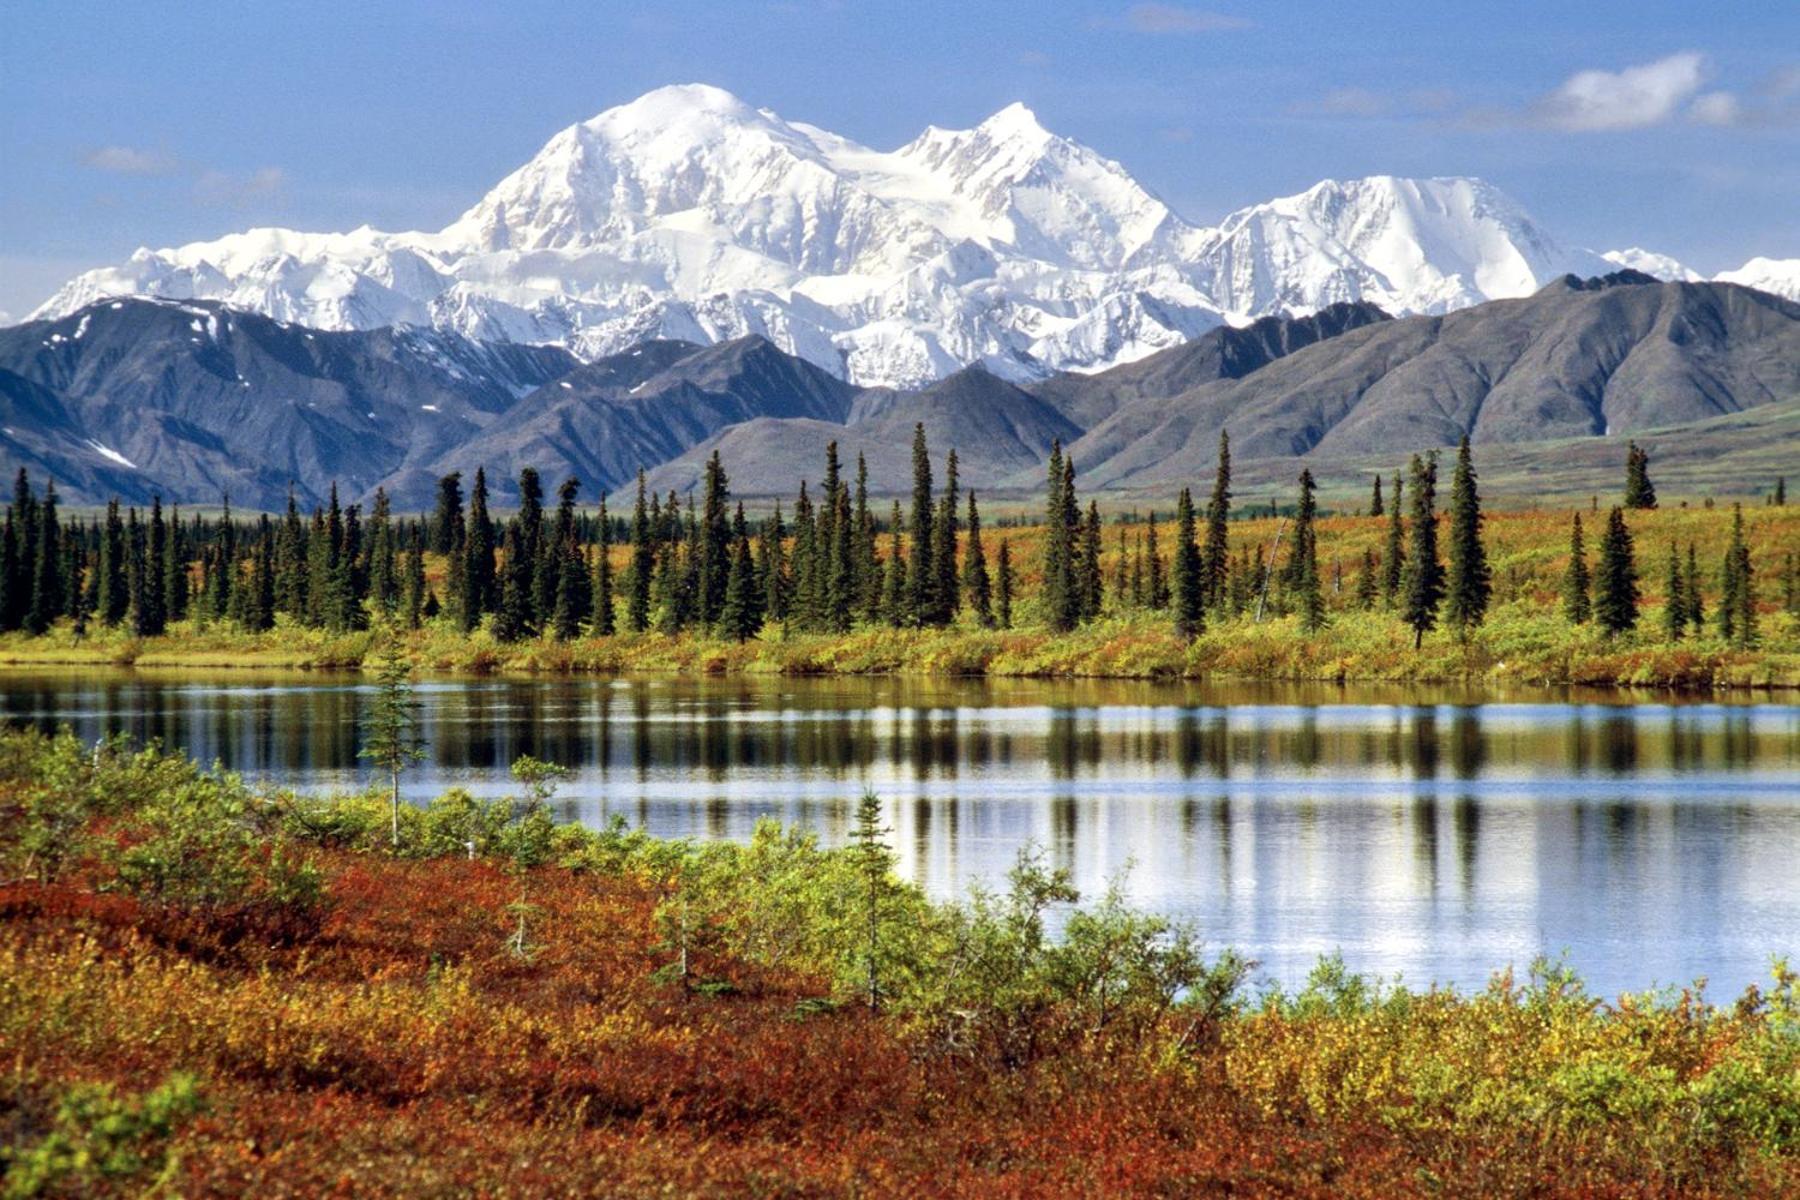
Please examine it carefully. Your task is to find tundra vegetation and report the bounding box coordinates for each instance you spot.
[2,725,1798,1196]
[0,440,1794,688]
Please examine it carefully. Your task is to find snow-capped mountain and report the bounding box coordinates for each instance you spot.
[1602,247,1702,282]
[26,84,1670,387]
[1715,257,1800,303]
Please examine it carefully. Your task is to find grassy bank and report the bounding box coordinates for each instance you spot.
[1,601,1795,689]
[2,729,1797,1196]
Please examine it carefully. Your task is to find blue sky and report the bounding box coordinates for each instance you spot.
[3,1,1797,317]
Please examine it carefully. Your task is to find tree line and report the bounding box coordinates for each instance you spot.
[0,434,1791,647]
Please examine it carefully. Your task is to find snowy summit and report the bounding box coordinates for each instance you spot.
[28,83,1780,388]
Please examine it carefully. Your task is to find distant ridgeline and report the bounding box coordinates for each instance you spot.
[0,424,1791,654]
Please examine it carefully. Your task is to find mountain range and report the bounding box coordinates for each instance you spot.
[4,271,1796,509]
[28,84,1799,390]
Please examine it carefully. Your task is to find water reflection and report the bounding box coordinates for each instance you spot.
[3,670,1796,996]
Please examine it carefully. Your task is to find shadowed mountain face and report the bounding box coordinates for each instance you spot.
[1055,274,1800,490]
[0,298,578,508]
[1,275,1794,508]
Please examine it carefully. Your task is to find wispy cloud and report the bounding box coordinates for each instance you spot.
[1116,5,1251,34]
[195,166,287,207]
[1289,87,1458,120]
[1530,53,1707,132]
[81,145,177,175]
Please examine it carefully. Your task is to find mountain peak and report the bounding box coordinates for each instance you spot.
[976,101,1050,141]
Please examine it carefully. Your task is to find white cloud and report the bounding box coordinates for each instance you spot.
[1690,91,1742,126]
[1120,5,1251,34]
[195,166,287,206]
[81,145,177,175]
[1532,53,1706,132]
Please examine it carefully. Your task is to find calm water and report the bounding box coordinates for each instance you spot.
[5,670,1797,997]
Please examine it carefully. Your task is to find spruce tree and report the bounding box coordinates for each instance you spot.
[430,472,464,555]
[1171,488,1203,640]
[1356,546,1379,609]
[24,481,62,635]
[1444,437,1491,635]
[97,500,128,627]
[873,501,900,626]
[276,490,308,620]
[1663,542,1686,641]
[368,488,397,615]
[247,518,277,633]
[1594,506,1639,635]
[461,468,496,629]
[1623,442,1657,510]
[1041,442,1081,632]
[1078,500,1103,622]
[697,453,731,627]
[1719,503,1756,647]
[963,492,993,627]
[126,508,152,638]
[161,501,187,627]
[1563,513,1592,624]
[1381,472,1405,604]
[1774,476,1787,507]
[402,523,426,630]
[1202,431,1232,606]
[790,481,821,629]
[929,449,960,626]
[627,471,653,633]
[1369,474,1384,518]
[1399,454,1443,649]
[143,497,169,636]
[718,529,761,643]
[1291,471,1325,632]
[492,524,534,642]
[592,492,615,636]
[1684,542,1705,632]
[995,538,1014,630]
[762,502,789,626]
[904,425,934,627]
[1145,518,1169,610]
[827,476,857,632]
[854,452,881,621]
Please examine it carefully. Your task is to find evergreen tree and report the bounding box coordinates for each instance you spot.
[1381,472,1405,604]
[461,468,496,629]
[1369,474,1384,518]
[1594,506,1639,636]
[905,424,934,627]
[1041,441,1079,632]
[518,468,553,626]
[962,492,993,628]
[995,538,1015,630]
[550,541,591,641]
[1718,503,1756,647]
[697,452,732,627]
[1563,513,1592,624]
[1623,442,1657,510]
[142,498,169,636]
[491,524,535,642]
[592,492,615,636]
[1663,542,1686,642]
[1289,470,1325,632]
[854,452,881,621]
[24,481,62,635]
[1145,518,1169,610]
[1399,454,1442,649]
[430,472,464,556]
[1172,488,1203,640]
[791,481,822,629]
[762,502,790,626]
[1202,431,1232,606]
[1444,436,1491,635]
[95,500,127,627]
[126,508,153,638]
[1684,542,1705,632]
[826,472,857,632]
[627,470,653,633]
[275,490,308,619]
[718,528,761,643]
[928,449,960,626]
[1356,546,1379,609]
[159,501,187,628]
[368,488,397,615]
[1774,476,1787,507]
[402,523,426,630]
[1077,500,1103,622]
[880,502,906,626]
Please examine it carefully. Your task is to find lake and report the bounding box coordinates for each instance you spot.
[5,669,1796,998]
